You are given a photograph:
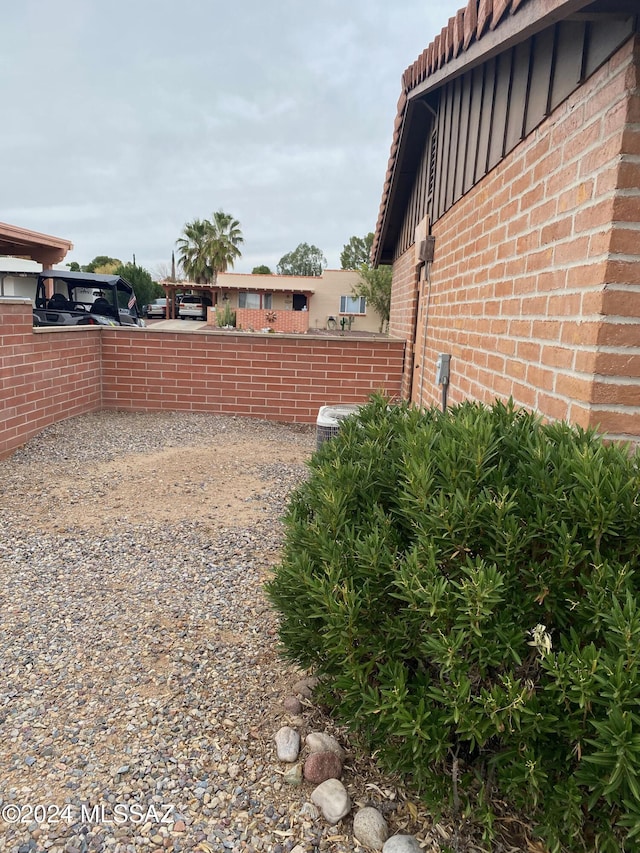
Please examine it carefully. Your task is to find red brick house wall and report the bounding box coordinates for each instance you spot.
[391,36,640,442]
[388,250,420,400]
[0,298,405,457]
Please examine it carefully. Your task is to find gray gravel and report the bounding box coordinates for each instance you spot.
[0,412,326,853]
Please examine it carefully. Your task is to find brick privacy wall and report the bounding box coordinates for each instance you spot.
[230,307,309,334]
[0,299,102,458]
[0,297,405,456]
[100,330,405,422]
[396,35,640,442]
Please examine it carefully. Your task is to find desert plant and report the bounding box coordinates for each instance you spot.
[215,301,236,328]
[266,395,640,851]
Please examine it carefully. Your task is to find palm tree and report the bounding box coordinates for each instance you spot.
[175,211,243,291]
[175,218,213,284]
[207,210,243,286]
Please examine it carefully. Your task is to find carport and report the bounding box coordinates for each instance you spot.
[0,222,73,266]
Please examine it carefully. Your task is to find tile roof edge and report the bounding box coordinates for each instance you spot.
[372,0,590,264]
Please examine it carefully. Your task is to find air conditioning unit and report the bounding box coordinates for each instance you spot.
[316,404,361,449]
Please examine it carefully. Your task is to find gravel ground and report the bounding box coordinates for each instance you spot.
[0,412,442,853]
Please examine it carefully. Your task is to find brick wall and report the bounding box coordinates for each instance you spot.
[0,298,405,457]
[394,35,640,442]
[0,298,102,458]
[100,329,404,422]
[230,307,309,334]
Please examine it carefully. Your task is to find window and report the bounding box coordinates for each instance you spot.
[340,295,366,315]
[238,292,272,309]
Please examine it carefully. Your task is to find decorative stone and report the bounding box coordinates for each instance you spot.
[303,750,343,784]
[292,676,318,698]
[284,695,303,714]
[306,731,345,760]
[353,807,389,850]
[299,802,320,820]
[382,835,422,853]
[284,763,303,786]
[275,726,300,762]
[310,778,351,823]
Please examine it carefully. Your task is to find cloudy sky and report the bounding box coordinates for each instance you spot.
[3,0,462,275]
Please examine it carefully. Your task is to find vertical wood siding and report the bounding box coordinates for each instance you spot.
[393,16,635,259]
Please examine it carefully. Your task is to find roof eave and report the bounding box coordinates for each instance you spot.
[373,0,597,266]
[408,0,595,101]
[0,222,73,265]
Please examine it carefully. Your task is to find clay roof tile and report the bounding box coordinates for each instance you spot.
[453,8,465,57]
[491,0,510,29]
[477,0,492,39]
[433,33,442,69]
[463,0,478,50]
[447,17,456,59]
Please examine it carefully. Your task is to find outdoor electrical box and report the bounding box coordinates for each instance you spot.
[418,236,436,264]
[435,353,451,385]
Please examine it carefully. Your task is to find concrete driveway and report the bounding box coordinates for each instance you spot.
[147,319,208,331]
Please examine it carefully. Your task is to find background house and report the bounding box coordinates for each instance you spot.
[0,222,73,299]
[373,0,639,441]
[163,269,386,334]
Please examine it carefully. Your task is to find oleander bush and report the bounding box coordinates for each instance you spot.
[266,395,640,851]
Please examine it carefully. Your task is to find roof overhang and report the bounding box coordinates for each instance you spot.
[373,0,637,266]
[161,280,316,296]
[0,222,73,266]
[409,0,597,102]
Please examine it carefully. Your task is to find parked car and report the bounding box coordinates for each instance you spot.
[178,294,212,320]
[146,298,168,319]
[146,297,181,319]
[33,270,146,328]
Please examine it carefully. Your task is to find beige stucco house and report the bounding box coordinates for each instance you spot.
[163,269,387,334]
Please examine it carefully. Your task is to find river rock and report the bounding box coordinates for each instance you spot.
[353,807,389,850]
[306,731,345,760]
[275,726,300,762]
[310,778,351,823]
[284,763,303,786]
[284,696,302,714]
[303,750,343,784]
[292,676,318,698]
[382,835,422,853]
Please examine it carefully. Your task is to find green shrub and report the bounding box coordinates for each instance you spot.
[266,395,640,851]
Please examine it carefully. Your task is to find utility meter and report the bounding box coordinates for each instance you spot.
[435,353,451,385]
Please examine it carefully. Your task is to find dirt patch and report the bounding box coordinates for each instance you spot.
[17,437,310,533]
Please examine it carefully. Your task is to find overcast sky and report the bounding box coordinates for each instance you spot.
[3,0,462,276]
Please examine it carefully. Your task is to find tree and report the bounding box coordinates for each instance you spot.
[175,211,243,286]
[208,210,243,283]
[175,218,214,284]
[353,264,393,332]
[83,255,122,273]
[114,262,161,310]
[340,233,374,270]
[277,243,326,277]
[66,261,81,272]
[252,265,272,275]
